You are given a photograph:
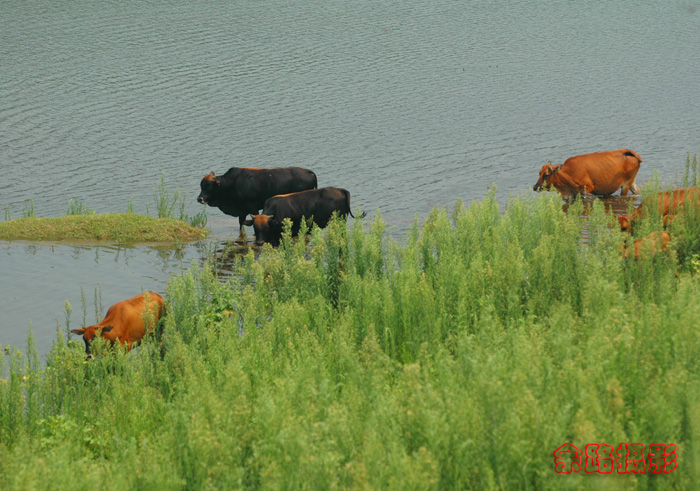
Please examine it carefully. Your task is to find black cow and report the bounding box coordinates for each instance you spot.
[244,187,366,246]
[196,167,317,230]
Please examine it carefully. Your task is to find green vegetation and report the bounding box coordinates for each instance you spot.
[0,213,206,243]
[2,190,700,489]
[1,177,207,243]
[682,152,699,187]
[150,174,208,229]
[22,199,35,219]
[66,198,95,216]
[626,167,700,272]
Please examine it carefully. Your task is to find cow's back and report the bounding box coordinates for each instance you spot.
[621,186,700,231]
[263,167,317,199]
[563,149,641,196]
[304,187,348,226]
[661,187,699,214]
[224,167,316,204]
[266,187,346,224]
[635,187,700,219]
[99,292,164,346]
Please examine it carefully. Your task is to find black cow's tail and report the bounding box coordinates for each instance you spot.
[312,171,318,189]
[342,189,367,219]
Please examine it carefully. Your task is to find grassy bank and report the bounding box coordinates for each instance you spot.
[1,176,208,243]
[1,190,700,489]
[0,213,207,243]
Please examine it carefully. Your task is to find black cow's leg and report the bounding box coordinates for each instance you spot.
[232,216,247,244]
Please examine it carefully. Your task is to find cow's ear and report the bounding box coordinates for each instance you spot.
[243,218,254,226]
[70,327,85,335]
[100,326,114,334]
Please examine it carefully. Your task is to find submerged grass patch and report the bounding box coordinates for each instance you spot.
[2,188,700,489]
[0,213,207,243]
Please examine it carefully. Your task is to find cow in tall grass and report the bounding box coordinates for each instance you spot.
[621,231,671,260]
[70,292,165,359]
[618,187,700,232]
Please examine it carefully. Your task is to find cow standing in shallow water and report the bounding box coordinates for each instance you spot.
[533,149,642,199]
[197,167,317,230]
[244,187,366,246]
[70,292,165,359]
[618,187,700,232]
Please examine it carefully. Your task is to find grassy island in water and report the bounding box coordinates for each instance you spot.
[0,213,207,243]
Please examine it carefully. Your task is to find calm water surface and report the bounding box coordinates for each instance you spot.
[2,1,700,355]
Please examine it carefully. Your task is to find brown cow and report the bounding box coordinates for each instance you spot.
[621,231,671,260]
[533,149,642,199]
[70,291,165,359]
[618,187,700,232]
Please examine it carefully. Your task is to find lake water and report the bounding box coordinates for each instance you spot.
[2,0,700,356]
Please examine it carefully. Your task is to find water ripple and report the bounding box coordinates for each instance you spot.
[2,0,700,353]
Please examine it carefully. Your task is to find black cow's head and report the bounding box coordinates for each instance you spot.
[243,214,277,246]
[197,172,220,205]
[533,162,561,192]
[70,325,114,359]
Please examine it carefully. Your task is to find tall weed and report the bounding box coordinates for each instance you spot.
[2,190,700,489]
[22,199,35,219]
[66,198,95,216]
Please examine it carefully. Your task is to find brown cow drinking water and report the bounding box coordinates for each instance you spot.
[244,187,366,246]
[197,167,317,230]
[533,149,642,199]
[70,291,165,359]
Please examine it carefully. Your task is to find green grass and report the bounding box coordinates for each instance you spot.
[0,213,207,243]
[2,176,207,242]
[150,174,208,229]
[1,188,700,489]
[66,198,95,216]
